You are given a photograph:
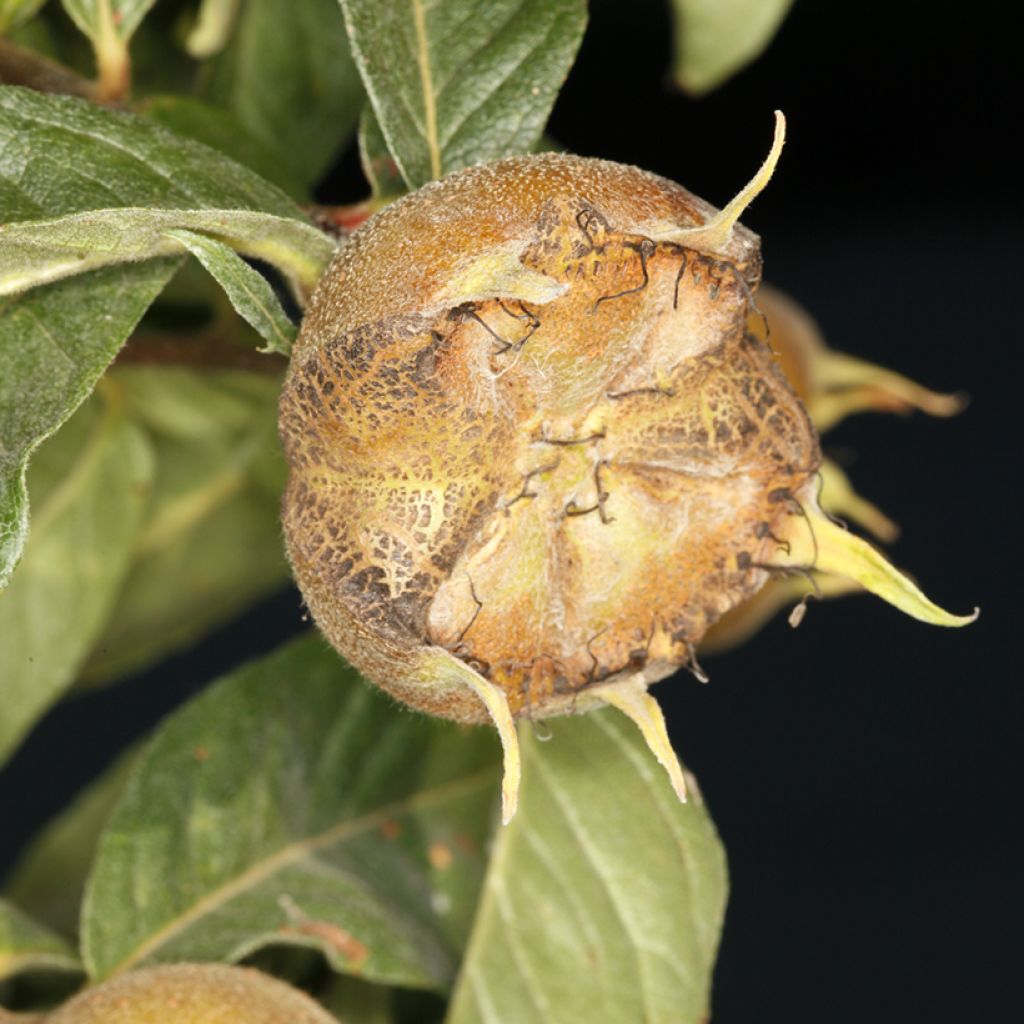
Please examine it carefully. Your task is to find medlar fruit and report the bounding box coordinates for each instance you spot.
[280,114,974,820]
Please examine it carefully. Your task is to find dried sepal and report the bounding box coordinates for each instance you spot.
[752,285,965,431]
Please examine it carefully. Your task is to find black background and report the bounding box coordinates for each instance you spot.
[1,1,1021,1021]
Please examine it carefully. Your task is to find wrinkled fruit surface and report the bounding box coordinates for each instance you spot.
[45,963,337,1024]
[280,140,974,818]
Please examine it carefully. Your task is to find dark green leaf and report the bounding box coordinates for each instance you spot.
[670,0,793,95]
[82,635,500,990]
[339,0,587,188]
[82,366,289,683]
[0,898,81,989]
[0,85,332,586]
[0,388,154,765]
[0,259,172,587]
[164,230,297,355]
[142,95,306,198]
[447,710,728,1024]
[202,0,363,192]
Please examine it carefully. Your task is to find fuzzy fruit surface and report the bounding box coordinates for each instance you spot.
[280,154,820,723]
[45,963,338,1023]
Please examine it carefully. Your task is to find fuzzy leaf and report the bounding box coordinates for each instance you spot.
[82,635,500,990]
[447,710,728,1024]
[202,0,363,191]
[358,106,406,203]
[0,86,331,586]
[0,898,82,988]
[164,230,297,355]
[670,0,793,94]
[142,95,306,198]
[186,0,242,59]
[82,367,289,683]
[0,259,172,583]
[0,0,45,35]
[0,390,154,766]
[339,0,586,188]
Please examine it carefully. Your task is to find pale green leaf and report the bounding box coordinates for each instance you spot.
[186,0,241,59]
[0,259,173,587]
[670,0,793,94]
[164,230,297,355]
[82,367,289,683]
[82,635,500,989]
[202,0,363,191]
[447,710,728,1024]
[0,0,46,36]
[0,898,81,988]
[0,389,154,766]
[339,0,587,188]
[4,746,140,940]
[0,207,331,304]
[60,0,154,44]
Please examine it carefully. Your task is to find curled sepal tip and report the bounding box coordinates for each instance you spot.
[671,110,786,255]
[597,675,687,803]
[422,647,521,824]
[772,496,978,627]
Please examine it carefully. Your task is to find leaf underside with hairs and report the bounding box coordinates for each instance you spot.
[339,0,587,188]
[83,635,500,991]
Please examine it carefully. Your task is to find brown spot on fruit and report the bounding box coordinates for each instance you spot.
[280,116,974,821]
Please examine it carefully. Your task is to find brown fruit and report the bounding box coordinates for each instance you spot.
[280,114,974,819]
[45,963,337,1024]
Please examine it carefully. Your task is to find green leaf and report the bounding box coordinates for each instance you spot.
[0,86,333,297]
[82,366,289,683]
[358,106,406,203]
[0,387,154,766]
[60,0,157,98]
[339,0,587,188]
[164,230,297,355]
[142,95,306,198]
[0,259,171,583]
[0,898,82,990]
[202,0,364,192]
[446,710,728,1024]
[669,0,793,95]
[82,635,500,989]
[185,0,242,59]
[0,0,46,36]
[0,85,332,586]
[4,746,140,940]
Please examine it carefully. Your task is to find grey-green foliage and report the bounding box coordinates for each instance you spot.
[82,366,289,684]
[0,388,154,767]
[340,0,586,188]
[82,635,500,989]
[670,0,793,94]
[202,0,364,192]
[0,86,333,587]
[447,711,728,1024]
[165,230,297,355]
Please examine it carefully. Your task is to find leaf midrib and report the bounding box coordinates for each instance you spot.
[100,764,498,978]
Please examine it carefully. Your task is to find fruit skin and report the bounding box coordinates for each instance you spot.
[44,963,337,1024]
[279,151,820,727]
